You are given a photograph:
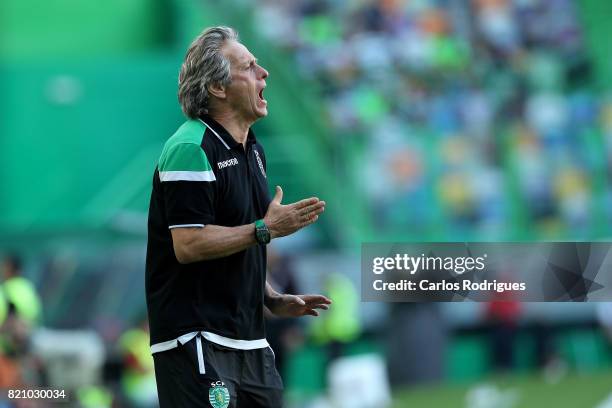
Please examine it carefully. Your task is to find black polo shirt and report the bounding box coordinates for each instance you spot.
[145,115,271,346]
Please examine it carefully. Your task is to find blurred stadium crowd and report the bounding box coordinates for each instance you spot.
[252,0,610,239]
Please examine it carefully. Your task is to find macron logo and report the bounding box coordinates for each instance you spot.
[217,158,239,169]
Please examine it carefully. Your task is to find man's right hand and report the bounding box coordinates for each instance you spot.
[263,186,325,239]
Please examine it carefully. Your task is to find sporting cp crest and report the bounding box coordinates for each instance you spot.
[208,381,230,408]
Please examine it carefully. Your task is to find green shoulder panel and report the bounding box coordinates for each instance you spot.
[158,120,216,181]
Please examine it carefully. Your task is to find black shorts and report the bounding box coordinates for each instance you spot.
[153,334,283,408]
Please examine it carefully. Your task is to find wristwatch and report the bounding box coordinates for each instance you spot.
[254,219,271,244]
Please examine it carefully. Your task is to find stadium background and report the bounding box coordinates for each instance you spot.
[1,0,612,406]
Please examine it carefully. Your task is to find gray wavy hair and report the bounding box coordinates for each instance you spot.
[178,26,238,119]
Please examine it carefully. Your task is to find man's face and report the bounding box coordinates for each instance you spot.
[222,40,269,122]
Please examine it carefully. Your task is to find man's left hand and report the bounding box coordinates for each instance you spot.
[267,294,332,318]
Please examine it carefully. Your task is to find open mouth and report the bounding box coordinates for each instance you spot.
[258,87,266,104]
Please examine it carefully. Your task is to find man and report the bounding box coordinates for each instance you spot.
[145,26,330,408]
[1,255,41,326]
[0,254,42,389]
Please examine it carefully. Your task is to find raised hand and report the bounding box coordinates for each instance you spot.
[267,294,332,318]
[263,186,325,239]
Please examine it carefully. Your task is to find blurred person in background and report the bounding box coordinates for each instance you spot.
[386,303,447,387]
[118,316,157,408]
[146,26,331,407]
[485,272,522,372]
[1,255,41,337]
[311,273,360,364]
[265,247,304,376]
[0,254,42,389]
[0,287,21,390]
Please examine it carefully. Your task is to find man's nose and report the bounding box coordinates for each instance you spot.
[259,65,269,79]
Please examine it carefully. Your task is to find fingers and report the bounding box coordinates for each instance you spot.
[304,309,319,317]
[300,215,318,228]
[288,295,306,306]
[300,208,325,225]
[293,295,331,317]
[272,186,283,204]
[292,197,320,210]
[302,304,330,316]
[300,295,332,305]
[299,201,326,218]
[300,209,325,223]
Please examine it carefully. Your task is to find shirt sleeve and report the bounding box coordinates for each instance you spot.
[158,142,216,228]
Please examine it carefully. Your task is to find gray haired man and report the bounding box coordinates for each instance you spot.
[145,26,330,407]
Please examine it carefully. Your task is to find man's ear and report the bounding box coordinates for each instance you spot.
[208,82,226,100]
